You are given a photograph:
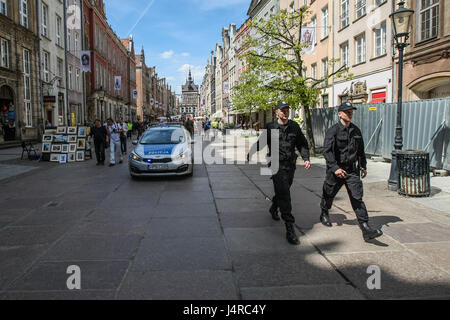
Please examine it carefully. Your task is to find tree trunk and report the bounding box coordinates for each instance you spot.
[302,105,316,157]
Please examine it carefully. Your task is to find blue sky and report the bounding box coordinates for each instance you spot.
[105,0,250,95]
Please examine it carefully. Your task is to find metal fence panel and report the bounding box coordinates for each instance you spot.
[311,98,449,170]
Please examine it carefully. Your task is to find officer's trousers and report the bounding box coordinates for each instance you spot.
[320,170,369,224]
[271,166,296,224]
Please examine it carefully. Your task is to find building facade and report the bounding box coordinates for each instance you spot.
[0,0,41,142]
[181,70,199,116]
[401,0,450,101]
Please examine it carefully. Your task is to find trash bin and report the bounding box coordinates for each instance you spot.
[397,150,431,197]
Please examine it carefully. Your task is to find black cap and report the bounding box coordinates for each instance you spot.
[338,102,357,112]
[276,102,290,110]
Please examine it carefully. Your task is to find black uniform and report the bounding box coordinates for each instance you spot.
[90,125,108,164]
[260,119,310,223]
[320,121,369,224]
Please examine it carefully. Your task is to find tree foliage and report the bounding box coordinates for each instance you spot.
[232,6,352,154]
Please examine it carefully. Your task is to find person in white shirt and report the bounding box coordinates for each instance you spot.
[106,118,123,167]
[118,118,128,155]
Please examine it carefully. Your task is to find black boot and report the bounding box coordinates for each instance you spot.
[269,202,280,221]
[285,223,300,245]
[359,222,383,242]
[320,209,332,227]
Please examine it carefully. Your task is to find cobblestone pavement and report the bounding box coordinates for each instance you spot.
[0,132,449,299]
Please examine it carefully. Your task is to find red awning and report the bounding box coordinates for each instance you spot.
[369,98,385,103]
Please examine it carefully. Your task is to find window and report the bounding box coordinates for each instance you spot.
[57,57,63,86]
[311,16,317,44]
[56,15,62,46]
[322,94,329,108]
[42,3,48,37]
[69,65,73,90]
[43,51,50,82]
[321,6,329,39]
[420,0,439,41]
[74,32,78,52]
[23,49,32,127]
[20,0,28,28]
[1,38,9,68]
[355,0,366,19]
[376,0,386,5]
[341,0,349,29]
[355,34,366,64]
[340,42,349,67]
[311,63,317,79]
[76,68,80,91]
[374,22,386,57]
[1,0,7,16]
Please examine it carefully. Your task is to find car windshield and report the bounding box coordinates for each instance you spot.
[140,128,185,145]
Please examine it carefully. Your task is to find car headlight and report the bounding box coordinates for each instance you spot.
[130,152,143,161]
[175,150,190,161]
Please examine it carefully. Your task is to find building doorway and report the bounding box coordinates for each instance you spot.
[0,85,16,142]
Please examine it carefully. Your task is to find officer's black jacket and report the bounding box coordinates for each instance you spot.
[254,120,310,164]
[323,121,367,173]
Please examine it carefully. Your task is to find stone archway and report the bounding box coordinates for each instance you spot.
[408,73,450,100]
[0,85,16,142]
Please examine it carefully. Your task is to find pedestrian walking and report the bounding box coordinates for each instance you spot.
[184,116,194,138]
[88,119,107,165]
[248,102,311,245]
[118,118,127,155]
[106,118,123,167]
[127,121,133,139]
[320,102,383,242]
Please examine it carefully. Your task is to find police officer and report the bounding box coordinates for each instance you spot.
[248,102,311,245]
[320,102,383,242]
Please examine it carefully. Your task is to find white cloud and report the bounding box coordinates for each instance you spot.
[160,50,175,59]
[166,76,176,81]
[181,52,190,57]
[177,64,204,82]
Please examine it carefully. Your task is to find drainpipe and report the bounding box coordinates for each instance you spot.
[63,0,70,126]
[80,0,87,124]
[35,0,44,140]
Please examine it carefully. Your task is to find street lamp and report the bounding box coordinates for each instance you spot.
[98,86,105,122]
[388,1,414,191]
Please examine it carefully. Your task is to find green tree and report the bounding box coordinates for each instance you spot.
[232,6,352,155]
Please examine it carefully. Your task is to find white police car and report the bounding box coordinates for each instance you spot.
[129,123,194,177]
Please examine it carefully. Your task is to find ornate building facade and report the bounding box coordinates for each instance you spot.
[181,70,199,116]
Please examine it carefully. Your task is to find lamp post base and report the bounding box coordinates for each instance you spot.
[388,150,399,191]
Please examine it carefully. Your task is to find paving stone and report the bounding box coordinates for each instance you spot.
[146,217,222,238]
[0,225,72,246]
[0,209,34,228]
[212,189,265,199]
[224,227,309,253]
[303,225,404,254]
[216,199,269,214]
[8,260,129,291]
[405,242,450,271]
[85,207,154,223]
[67,220,148,236]
[0,245,47,290]
[382,223,450,243]
[131,237,231,272]
[1,289,116,300]
[42,235,142,261]
[11,209,88,226]
[152,203,218,218]
[158,191,214,204]
[327,251,450,299]
[0,197,57,210]
[219,211,280,228]
[117,270,238,300]
[231,250,345,288]
[97,194,160,209]
[241,284,365,300]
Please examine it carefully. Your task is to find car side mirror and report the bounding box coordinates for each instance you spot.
[132,140,138,145]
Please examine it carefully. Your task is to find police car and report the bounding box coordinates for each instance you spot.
[128,123,194,177]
